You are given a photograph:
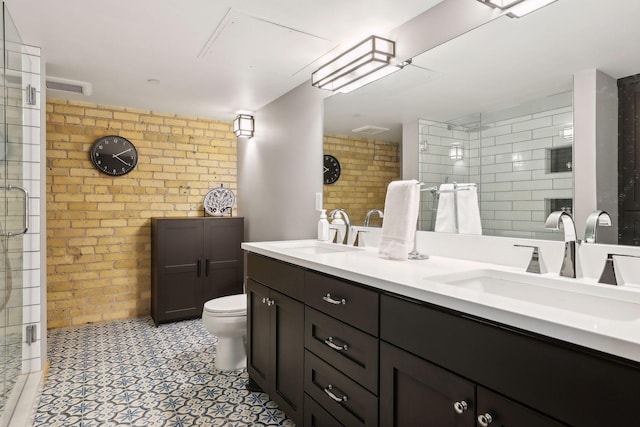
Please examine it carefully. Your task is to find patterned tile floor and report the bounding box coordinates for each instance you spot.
[32,317,295,427]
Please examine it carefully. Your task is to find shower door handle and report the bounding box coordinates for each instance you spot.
[0,185,29,237]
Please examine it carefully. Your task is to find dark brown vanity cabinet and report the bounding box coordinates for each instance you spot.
[245,253,640,427]
[246,254,305,426]
[380,293,640,427]
[151,217,243,325]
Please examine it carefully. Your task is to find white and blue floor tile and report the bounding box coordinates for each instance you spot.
[32,317,295,426]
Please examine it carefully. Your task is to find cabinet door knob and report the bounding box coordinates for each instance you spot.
[322,293,346,305]
[262,297,268,305]
[324,336,349,351]
[477,413,493,426]
[323,384,348,403]
[453,400,468,414]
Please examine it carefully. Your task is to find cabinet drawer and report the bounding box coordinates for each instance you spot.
[246,253,304,300]
[305,307,379,394]
[305,271,379,335]
[305,350,378,427]
[304,394,343,427]
[380,294,640,427]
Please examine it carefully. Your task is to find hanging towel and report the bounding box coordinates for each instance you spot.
[457,184,482,235]
[434,183,456,233]
[378,179,420,260]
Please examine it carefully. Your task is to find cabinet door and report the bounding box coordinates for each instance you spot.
[247,279,271,392]
[153,219,204,323]
[380,342,475,427]
[476,387,566,427]
[202,218,244,301]
[270,289,305,426]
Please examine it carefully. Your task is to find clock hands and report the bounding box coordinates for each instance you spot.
[323,166,329,173]
[113,148,132,158]
[112,148,134,166]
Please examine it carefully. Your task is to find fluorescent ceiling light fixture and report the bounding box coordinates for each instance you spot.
[476,0,558,17]
[311,35,395,93]
[233,114,254,138]
[476,0,525,9]
[506,0,558,17]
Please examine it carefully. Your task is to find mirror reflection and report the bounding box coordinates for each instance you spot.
[323,0,640,245]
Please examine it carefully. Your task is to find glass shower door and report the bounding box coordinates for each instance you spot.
[0,4,30,424]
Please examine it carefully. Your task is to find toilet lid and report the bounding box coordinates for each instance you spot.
[204,294,247,315]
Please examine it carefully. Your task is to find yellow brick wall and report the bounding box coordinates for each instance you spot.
[323,134,400,227]
[46,99,237,328]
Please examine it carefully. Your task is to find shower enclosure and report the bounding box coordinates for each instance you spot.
[0,3,42,425]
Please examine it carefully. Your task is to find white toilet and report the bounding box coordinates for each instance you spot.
[202,294,247,371]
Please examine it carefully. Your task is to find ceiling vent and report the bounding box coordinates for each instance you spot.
[46,76,92,96]
[351,125,390,135]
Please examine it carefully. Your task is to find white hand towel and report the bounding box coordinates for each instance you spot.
[457,185,482,235]
[434,184,456,233]
[378,180,420,260]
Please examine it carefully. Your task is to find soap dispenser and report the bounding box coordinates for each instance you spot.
[317,209,329,241]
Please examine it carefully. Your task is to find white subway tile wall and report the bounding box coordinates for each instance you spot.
[419,90,573,239]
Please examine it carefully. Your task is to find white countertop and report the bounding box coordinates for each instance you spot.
[242,239,640,364]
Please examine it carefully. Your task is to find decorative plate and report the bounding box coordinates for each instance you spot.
[204,186,235,216]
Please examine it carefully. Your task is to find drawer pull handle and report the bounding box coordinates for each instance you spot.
[324,336,349,351]
[323,293,346,305]
[323,384,348,403]
[453,400,468,414]
[477,413,493,426]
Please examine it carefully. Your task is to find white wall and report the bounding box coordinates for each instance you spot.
[574,69,618,243]
[594,71,618,244]
[237,82,325,242]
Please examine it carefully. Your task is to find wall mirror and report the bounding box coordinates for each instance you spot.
[323,0,640,245]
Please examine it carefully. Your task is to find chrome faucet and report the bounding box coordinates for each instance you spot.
[329,209,351,245]
[544,211,577,278]
[364,209,384,227]
[584,210,612,243]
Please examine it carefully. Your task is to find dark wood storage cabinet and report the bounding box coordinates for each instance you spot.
[244,253,640,427]
[246,253,305,426]
[151,217,243,325]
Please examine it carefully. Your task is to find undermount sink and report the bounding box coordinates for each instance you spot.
[268,240,364,255]
[428,269,640,321]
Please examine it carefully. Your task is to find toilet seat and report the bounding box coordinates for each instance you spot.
[204,294,246,316]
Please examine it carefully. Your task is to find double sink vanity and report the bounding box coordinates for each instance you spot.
[241,237,640,427]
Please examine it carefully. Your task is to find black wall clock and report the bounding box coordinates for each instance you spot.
[323,154,341,184]
[90,135,138,176]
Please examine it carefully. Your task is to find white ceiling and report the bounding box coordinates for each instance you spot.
[4,0,443,121]
[324,0,640,141]
[6,0,640,142]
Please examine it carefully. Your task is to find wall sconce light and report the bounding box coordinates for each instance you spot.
[559,127,573,141]
[311,35,396,93]
[476,0,558,18]
[233,114,254,138]
[449,143,463,161]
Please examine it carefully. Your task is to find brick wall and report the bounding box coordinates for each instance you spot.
[323,134,400,227]
[46,99,237,328]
